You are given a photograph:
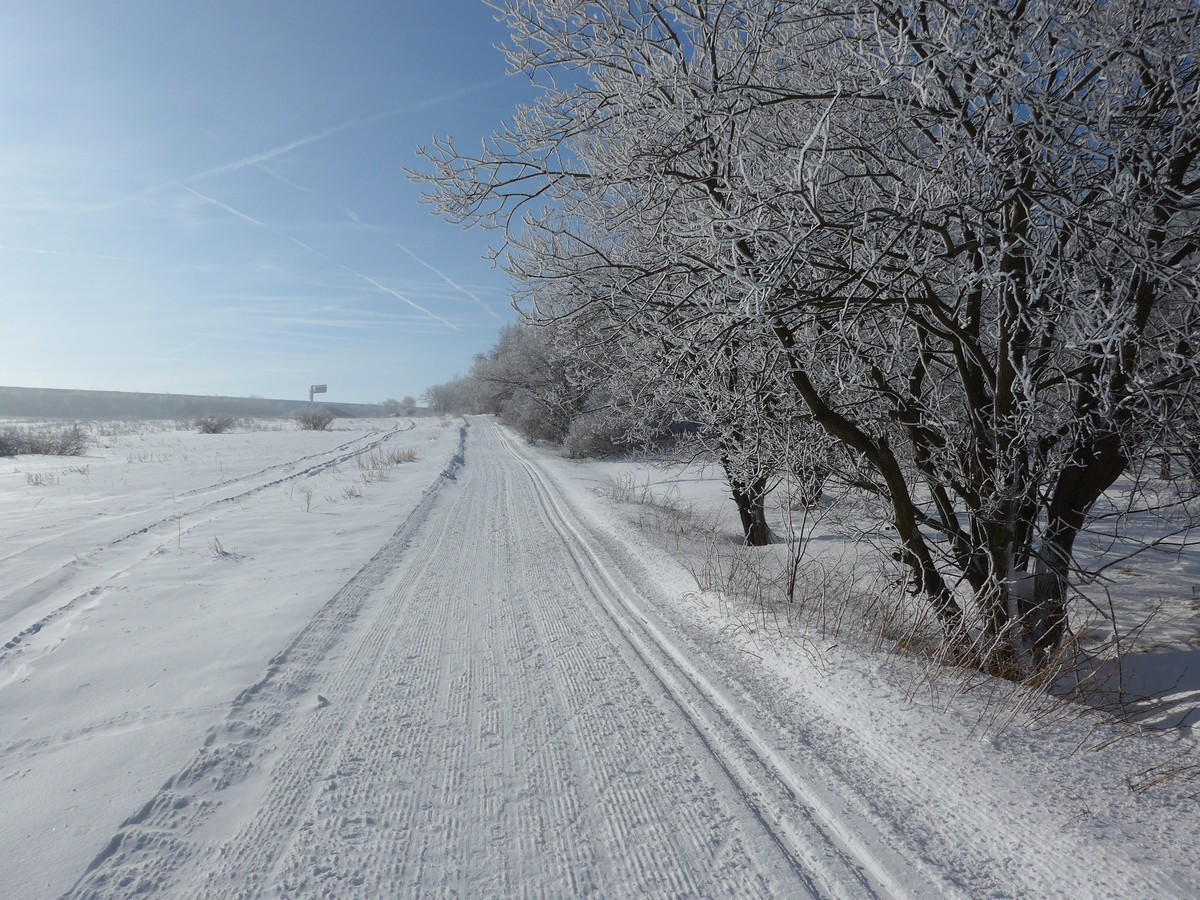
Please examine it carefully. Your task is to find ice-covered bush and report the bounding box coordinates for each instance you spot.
[0,424,89,456]
[294,408,335,431]
[195,416,235,434]
[563,410,626,458]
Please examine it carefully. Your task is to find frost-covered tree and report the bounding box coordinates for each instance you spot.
[416,0,1199,677]
[514,235,818,545]
[423,376,482,415]
[737,0,1200,673]
[470,322,585,442]
[380,396,419,416]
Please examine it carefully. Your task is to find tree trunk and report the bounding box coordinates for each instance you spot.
[770,325,967,636]
[1026,534,1073,660]
[977,571,1069,680]
[721,457,773,546]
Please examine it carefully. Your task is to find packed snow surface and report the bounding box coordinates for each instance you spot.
[1,417,1196,896]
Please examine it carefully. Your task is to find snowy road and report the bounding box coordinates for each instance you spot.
[48,418,1193,898]
[63,419,925,897]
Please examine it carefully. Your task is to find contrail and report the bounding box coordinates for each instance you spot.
[338,206,505,322]
[183,187,272,230]
[99,78,505,211]
[0,243,167,266]
[256,165,313,193]
[392,240,505,321]
[183,187,460,332]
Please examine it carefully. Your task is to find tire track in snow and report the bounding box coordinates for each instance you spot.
[66,418,811,897]
[62,425,467,899]
[499,425,1192,898]
[101,421,412,544]
[0,423,412,667]
[0,422,406,571]
[490,422,943,899]
[170,422,409,500]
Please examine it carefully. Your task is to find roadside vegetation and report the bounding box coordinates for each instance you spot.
[417,0,1199,686]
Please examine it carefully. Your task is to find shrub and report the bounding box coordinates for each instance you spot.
[295,408,335,431]
[355,446,419,482]
[0,424,89,457]
[195,416,235,434]
[379,397,417,416]
[501,394,569,444]
[53,425,89,455]
[563,410,627,458]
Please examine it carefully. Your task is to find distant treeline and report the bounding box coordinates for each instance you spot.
[0,386,384,420]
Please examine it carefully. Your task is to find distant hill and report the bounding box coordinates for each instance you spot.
[0,386,384,420]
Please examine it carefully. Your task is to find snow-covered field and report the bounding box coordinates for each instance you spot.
[0,416,462,896]
[2,415,1197,896]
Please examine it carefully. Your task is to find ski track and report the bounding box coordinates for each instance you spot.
[68,419,955,897]
[0,422,413,666]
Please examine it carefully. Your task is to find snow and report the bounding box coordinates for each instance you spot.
[0,417,462,896]
[515,431,1200,894]
[2,415,1197,897]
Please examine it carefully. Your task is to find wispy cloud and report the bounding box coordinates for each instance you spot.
[224,165,507,326]
[101,78,505,211]
[338,206,505,322]
[255,165,313,193]
[182,186,460,332]
[393,239,505,321]
[0,243,166,267]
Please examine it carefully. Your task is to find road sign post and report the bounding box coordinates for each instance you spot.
[309,384,327,402]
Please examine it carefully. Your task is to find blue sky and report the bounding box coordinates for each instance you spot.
[0,1,534,404]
